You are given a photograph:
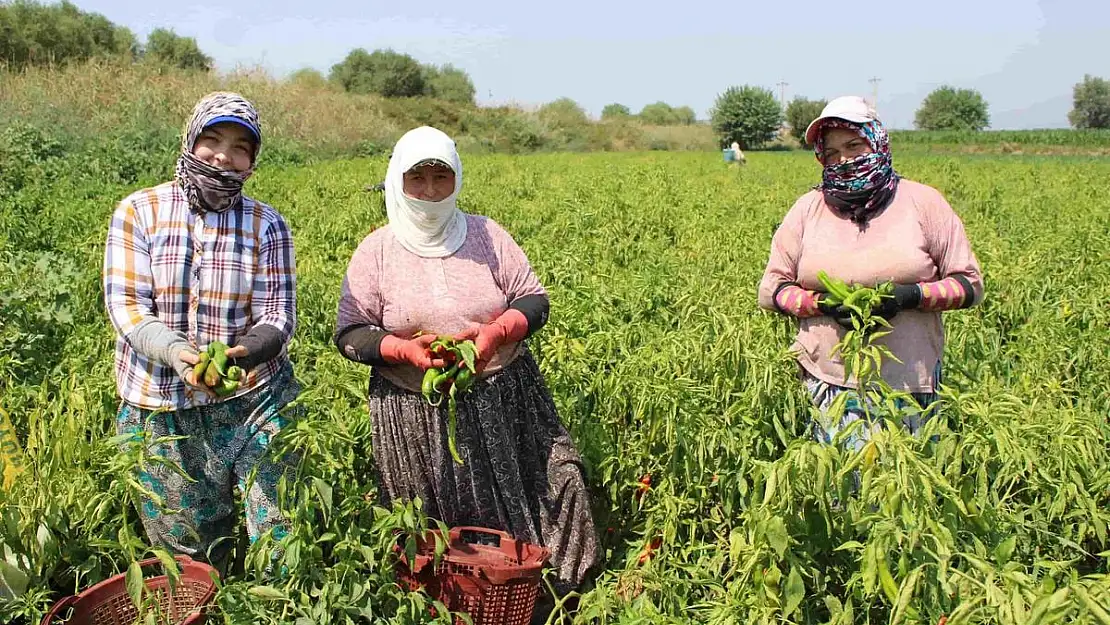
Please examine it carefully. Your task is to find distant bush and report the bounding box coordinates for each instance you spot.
[785,97,827,147]
[142,28,211,71]
[1069,75,1110,130]
[914,86,990,131]
[329,48,426,98]
[639,101,697,125]
[422,64,476,105]
[601,103,631,119]
[711,85,783,149]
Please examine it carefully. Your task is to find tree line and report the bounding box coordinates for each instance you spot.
[0,0,211,70]
[711,77,1110,149]
[5,0,1109,145]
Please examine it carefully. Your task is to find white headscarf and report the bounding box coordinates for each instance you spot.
[385,126,467,258]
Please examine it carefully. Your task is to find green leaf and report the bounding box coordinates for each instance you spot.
[783,566,805,615]
[764,516,788,559]
[995,535,1016,565]
[891,567,921,624]
[152,549,180,592]
[0,560,29,599]
[126,560,144,610]
[405,535,417,569]
[312,477,333,513]
[248,585,287,600]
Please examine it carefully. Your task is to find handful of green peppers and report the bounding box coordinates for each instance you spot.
[817,270,895,319]
[191,341,244,397]
[419,335,479,465]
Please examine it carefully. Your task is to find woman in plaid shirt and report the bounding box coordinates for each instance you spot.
[102,92,300,575]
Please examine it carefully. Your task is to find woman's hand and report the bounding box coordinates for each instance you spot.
[453,324,507,374]
[178,350,218,398]
[816,295,856,330]
[380,335,448,370]
[873,284,923,320]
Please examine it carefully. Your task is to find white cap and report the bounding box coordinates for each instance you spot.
[804,95,879,146]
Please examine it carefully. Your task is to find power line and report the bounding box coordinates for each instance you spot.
[776,80,789,109]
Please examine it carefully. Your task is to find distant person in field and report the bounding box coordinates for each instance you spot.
[103,92,300,575]
[334,126,600,601]
[757,95,984,450]
[730,140,746,165]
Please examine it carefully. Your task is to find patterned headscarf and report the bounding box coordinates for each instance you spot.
[813,119,899,227]
[174,92,262,214]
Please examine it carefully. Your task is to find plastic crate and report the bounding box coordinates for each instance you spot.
[40,555,218,625]
[395,526,550,625]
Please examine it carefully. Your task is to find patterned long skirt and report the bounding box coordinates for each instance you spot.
[367,348,600,595]
[802,360,943,452]
[115,363,304,574]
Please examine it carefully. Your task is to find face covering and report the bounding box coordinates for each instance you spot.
[384,126,467,258]
[174,92,262,213]
[813,119,900,226]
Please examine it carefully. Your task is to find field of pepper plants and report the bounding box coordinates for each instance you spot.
[1,145,1109,625]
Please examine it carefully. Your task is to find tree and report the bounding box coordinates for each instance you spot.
[639,102,676,125]
[144,28,211,71]
[638,102,697,125]
[672,105,697,125]
[785,97,827,146]
[329,48,425,98]
[0,0,139,68]
[1068,75,1110,129]
[111,24,140,59]
[423,64,476,105]
[710,85,783,149]
[538,97,589,127]
[601,103,631,119]
[288,67,330,89]
[914,86,989,131]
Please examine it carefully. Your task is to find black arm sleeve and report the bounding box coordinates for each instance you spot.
[231,324,285,370]
[334,324,390,366]
[509,294,550,337]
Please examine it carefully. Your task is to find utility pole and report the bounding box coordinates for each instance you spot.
[868,77,881,113]
[777,80,789,109]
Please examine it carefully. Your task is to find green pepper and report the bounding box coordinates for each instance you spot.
[203,360,221,387]
[454,367,474,393]
[209,341,229,376]
[432,363,459,390]
[192,353,210,381]
[226,366,243,382]
[213,378,240,397]
[422,368,441,403]
[817,270,852,305]
[446,383,463,465]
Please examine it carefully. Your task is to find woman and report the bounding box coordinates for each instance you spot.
[757,95,984,450]
[334,126,600,598]
[103,92,301,574]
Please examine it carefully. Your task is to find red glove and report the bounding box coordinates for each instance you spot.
[380,335,446,370]
[454,309,530,373]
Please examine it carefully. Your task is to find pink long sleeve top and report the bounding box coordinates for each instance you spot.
[757,180,984,393]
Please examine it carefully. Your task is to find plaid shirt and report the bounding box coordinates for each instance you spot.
[103,181,297,410]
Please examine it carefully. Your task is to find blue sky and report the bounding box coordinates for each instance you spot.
[79,0,1110,129]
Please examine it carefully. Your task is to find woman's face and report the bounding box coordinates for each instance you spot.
[819,127,873,166]
[403,163,456,202]
[192,122,255,172]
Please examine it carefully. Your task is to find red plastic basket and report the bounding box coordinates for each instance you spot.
[395,526,551,625]
[40,555,219,625]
